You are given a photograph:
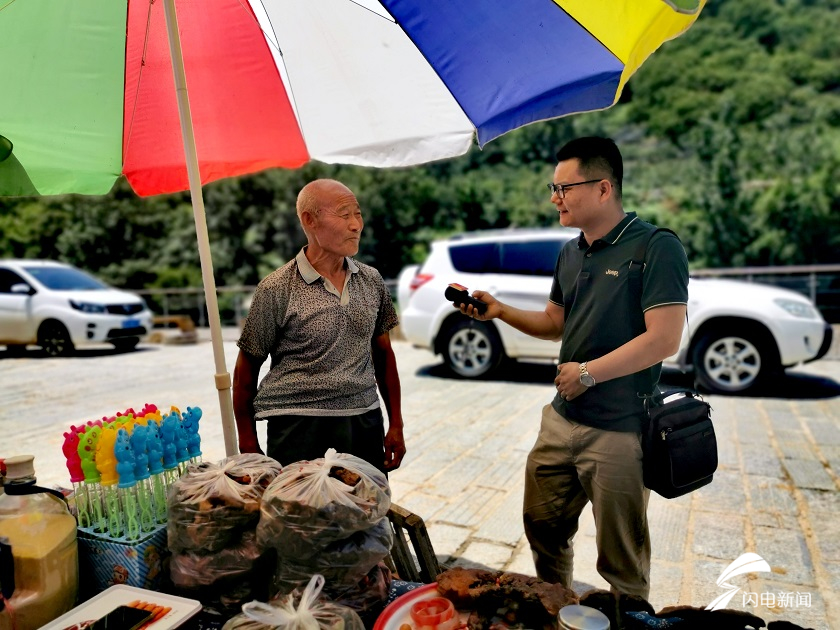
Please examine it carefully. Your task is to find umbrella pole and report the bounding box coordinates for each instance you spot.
[163,0,238,456]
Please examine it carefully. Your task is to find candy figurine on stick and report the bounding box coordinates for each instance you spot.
[182,406,203,462]
[62,425,91,528]
[129,422,156,532]
[160,411,180,489]
[96,424,123,539]
[116,428,141,541]
[145,419,168,524]
[78,423,106,533]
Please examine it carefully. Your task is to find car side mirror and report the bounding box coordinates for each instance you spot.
[10,283,35,295]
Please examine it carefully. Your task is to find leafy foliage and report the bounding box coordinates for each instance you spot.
[1,0,838,292]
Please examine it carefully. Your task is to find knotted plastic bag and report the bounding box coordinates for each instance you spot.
[168,454,281,553]
[221,574,365,630]
[258,449,390,551]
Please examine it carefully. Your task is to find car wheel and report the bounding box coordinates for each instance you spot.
[692,328,777,394]
[38,321,74,357]
[111,337,140,352]
[441,319,504,378]
[4,344,27,356]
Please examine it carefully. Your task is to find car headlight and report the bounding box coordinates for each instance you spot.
[69,300,107,314]
[773,298,817,319]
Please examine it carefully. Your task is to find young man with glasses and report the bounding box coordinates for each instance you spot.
[458,136,688,599]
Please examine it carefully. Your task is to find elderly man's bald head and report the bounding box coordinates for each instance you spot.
[296,179,355,222]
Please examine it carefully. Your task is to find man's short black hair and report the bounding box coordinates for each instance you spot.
[555,136,623,198]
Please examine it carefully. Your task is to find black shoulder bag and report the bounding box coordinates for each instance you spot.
[630,228,718,499]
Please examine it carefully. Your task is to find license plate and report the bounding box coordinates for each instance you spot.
[123,319,140,328]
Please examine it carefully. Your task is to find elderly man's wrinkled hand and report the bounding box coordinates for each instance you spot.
[384,425,406,471]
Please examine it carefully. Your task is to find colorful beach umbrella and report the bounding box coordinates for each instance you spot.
[0,0,705,452]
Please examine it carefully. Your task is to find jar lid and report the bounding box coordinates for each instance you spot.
[558,604,611,630]
[4,455,35,481]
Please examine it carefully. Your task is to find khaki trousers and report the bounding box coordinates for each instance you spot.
[523,404,651,599]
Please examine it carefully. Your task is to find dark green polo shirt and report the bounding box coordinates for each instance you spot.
[549,213,689,431]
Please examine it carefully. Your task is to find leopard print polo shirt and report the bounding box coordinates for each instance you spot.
[237,248,399,417]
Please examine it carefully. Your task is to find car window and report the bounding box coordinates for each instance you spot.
[0,268,27,293]
[23,266,107,290]
[499,239,567,276]
[449,243,500,273]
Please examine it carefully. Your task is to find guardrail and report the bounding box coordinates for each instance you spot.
[133,264,840,326]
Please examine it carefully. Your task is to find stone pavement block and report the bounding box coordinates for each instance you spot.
[692,511,746,560]
[397,449,459,485]
[648,563,684,613]
[434,422,495,453]
[393,490,447,524]
[754,526,816,586]
[764,402,794,423]
[821,444,840,473]
[506,540,536,576]
[513,430,539,454]
[783,459,836,491]
[649,501,689,563]
[810,516,840,561]
[780,441,819,461]
[751,579,830,630]
[571,532,608,594]
[716,436,740,471]
[806,419,840,446]
[737,409,773,446]
[824,561,840,592]
[801,488,840,514]
[689,559,730,609]
[435,486,501,527]
[452,541,513,571]
[741,444,785,478]
[553,502,590,538]
[425,455,494,496]
[748,475,797,519]
[425,522,472,561]
[474,454,525,491]
[693,470,747,513]
[474,478,526,546]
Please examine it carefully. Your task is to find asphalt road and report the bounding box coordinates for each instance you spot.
[3,329,839,629]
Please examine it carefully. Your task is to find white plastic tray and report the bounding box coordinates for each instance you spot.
[41,584,202,630]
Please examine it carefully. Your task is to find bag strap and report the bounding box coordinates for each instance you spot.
[630,226,688,401]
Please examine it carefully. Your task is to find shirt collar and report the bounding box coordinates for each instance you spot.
[295,247,359,285]
[575,212,638,249]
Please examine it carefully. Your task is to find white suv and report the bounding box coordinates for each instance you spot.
[398,229,833,394]
[0,259,153,356]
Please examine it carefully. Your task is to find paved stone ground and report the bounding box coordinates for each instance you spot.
[3,327,839,629]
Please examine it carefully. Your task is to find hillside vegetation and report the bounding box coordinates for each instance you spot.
[1,0,838,291]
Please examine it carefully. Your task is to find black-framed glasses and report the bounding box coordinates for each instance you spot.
[547,179,602,198]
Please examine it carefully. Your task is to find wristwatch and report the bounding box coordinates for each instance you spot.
[579,362,596,387]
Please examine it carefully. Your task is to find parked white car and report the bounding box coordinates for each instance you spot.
[398,229,833,394]
[0,259,153,356]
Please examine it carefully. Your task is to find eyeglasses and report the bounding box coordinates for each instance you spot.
[547,179,602,198]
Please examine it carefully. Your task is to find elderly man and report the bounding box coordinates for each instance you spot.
[233,179,406,473]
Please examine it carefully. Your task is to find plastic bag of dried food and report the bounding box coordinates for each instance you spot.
[222,574,365,630]
[324,562,392,624]
[168,458,265,553]
[220,452,284,490]
[271,518,393,594]
[258,449,390,550]
[170,530,267,588]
